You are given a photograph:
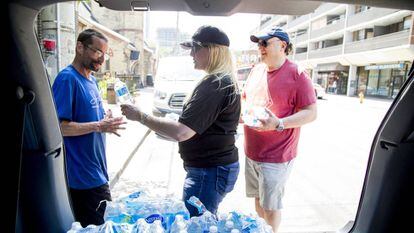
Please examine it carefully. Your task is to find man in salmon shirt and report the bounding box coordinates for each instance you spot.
[243,27,317,233]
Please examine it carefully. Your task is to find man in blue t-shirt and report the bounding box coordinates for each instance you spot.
[52,29,126,227]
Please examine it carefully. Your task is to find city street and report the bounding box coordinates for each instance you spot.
[105,90,392,233]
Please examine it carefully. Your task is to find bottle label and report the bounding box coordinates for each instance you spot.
[116,86,128,97]
[187,196,207,215]
[145,214,164,224]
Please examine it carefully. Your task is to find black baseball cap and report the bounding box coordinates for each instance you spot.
[180,25,230,49]
[250,27,290,44]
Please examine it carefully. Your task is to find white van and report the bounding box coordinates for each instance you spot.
[152,56,205,117]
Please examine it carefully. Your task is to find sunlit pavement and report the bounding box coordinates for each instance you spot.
[106,90,392,232]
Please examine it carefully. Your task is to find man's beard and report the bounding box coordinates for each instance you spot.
[86,60,101,72]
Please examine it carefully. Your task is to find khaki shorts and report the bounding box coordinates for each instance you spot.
[245,156,294,210]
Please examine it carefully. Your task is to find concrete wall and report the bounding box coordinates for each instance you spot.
[90,1,150,79]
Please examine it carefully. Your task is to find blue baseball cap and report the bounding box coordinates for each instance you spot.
[250,27,290,44]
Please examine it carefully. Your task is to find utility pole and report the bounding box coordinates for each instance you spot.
[175,11,179,55]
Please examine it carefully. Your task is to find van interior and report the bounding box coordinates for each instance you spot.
[5,0,414,232]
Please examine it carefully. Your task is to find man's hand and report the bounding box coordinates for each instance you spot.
[105,109,113,119]
[98,116,126,137]
[250,108,280,131]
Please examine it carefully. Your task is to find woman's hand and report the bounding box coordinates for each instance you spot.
[120,104,143,122]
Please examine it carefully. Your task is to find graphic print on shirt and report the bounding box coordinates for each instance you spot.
[89,90,101,108]
[89,90,102,118]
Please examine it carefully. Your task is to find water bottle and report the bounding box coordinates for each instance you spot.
[254,218,270,233]
[133,218,150,232]
[264,225,273,233]
[242,106,269,127]
[149,220,165,233]
[114,78,133,104]
[104,201,132,224]
[170,215,187,233]
[66,222,82,233]
[98,220,132,233]
[209,225,218,233]
[230,229,240,233]
[224,221,234,233]
[217,213,228,233]
[78,224,98,233]
[240,216,258,233]
[186,196,207,215]
[228,212,243,231]
[187,216,202,233]
[161,199,189,232]
[199,211,217,233]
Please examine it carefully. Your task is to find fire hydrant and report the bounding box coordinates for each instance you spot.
[359,91,365,104]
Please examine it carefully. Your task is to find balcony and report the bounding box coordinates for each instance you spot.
[295,32,309,44]
[347,7,399,28]
[294,52,307,61]
[260,15,287,31]
[311,3,342,19]
[345,30,410,54]
[311,18,345,39]
[308,44,342,59]
[288,14,310,30]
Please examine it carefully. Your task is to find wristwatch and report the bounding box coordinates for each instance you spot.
[276,118,284,132]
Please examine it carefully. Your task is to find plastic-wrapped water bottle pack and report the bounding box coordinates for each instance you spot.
[67,192,273,233]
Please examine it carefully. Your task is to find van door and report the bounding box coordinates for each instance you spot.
[351,63,414,233]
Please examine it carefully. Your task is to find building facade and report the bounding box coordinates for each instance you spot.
[90,1,155,85]
[156,27,191,57]
[253,3,414,99]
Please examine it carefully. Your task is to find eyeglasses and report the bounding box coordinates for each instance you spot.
[84,44,110,60]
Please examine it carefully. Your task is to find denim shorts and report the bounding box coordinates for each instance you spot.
[182,162,239,217]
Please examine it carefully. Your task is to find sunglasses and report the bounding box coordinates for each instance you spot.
[191,41,205,53]
[257,38,283,48]
[258,40,269,48]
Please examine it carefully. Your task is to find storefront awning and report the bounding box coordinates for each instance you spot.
[316,63,348,72]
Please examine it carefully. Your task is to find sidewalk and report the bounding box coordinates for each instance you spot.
[104,88,154,188]
[103,92,393,232]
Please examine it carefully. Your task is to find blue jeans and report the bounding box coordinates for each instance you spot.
[182,162,239,217]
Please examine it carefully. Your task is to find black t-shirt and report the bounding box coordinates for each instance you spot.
[178,74,241,167]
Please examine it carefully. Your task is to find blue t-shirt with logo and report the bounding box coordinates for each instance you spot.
[52,65,107,190]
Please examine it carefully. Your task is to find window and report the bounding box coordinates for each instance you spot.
[296,29,307,36]
[366,28,374,39]
[378,69,392,96]
[105,59,110,71]
[311,17,326,30]
[353,28,374,41]
[355,5,371,14]
[357,67,368,94]
[353,29,365,41]
[327,14,344,25]
[367,69,379,95]
[403,16,412,30]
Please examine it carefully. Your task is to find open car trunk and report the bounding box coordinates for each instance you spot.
[5,0,414,232]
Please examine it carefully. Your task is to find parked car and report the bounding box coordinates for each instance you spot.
[152,56,205,117]
[236,65,253,91]
[313,83,326,99]
[6,0,414,232]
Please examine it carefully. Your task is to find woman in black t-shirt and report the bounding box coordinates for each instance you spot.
[121,25,241,217]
